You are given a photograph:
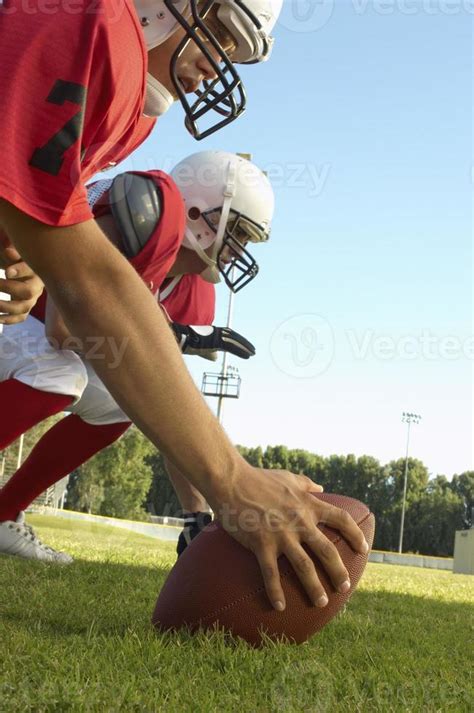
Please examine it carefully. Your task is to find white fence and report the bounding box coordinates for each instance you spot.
[34,508,455,570]
[369,550,453,571]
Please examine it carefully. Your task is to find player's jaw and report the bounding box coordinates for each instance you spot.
[148,26,231,101]
[168,238,244,278]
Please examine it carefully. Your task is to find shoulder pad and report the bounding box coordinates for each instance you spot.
[109,173,162,258]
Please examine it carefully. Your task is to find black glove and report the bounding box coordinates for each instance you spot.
[171,323,256,361]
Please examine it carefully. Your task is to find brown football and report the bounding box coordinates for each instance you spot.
[152,493,375,646]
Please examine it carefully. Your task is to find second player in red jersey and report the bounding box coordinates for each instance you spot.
[0,152,271,561]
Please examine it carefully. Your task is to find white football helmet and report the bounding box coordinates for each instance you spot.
[134,0,283,138]
[171,151,274,292]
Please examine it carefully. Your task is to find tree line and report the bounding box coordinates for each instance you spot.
[62,427,473,558]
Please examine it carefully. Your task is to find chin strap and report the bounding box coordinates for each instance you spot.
[179,227,220,283]
[185,160,238,285]
[143,74,175,118]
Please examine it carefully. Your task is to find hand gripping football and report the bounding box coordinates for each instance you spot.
[152,493,375,646]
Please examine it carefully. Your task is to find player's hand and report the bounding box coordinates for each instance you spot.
[171,323,256,362]
[211,466,369,611]
[0,245,44,325]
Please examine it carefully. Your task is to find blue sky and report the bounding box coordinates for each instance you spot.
[105,2,473,477]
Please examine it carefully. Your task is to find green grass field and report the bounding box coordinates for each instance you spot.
[0,515,472,712]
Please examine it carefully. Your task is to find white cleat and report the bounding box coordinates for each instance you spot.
[0,512,73,564]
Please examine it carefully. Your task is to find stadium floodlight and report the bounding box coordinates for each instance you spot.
[198,151,252,426]
[398,412,422,553]
[201,370,241,400]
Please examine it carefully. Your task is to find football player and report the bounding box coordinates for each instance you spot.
[0,2,368,610]
[0,152,269,561]
[0,0,280,315]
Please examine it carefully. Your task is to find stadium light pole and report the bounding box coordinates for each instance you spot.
[216,264,236,424]
[215,151,252,425]
[398,412,422,553]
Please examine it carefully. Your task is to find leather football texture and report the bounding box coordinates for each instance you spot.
[152,493,375,646]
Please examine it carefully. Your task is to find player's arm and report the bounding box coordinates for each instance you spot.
[0,200,368,611]
[45,294,72,347]
[163,456,209,514]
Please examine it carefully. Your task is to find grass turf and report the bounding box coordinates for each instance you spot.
[0,515,472,712]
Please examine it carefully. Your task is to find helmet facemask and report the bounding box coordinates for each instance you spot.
[166,0,267,139]
[201,206,269,292]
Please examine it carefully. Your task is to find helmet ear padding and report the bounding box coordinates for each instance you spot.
[134,0,189,50]
[181,196,216,250]
[187,206,201,221]
[109,174,163,259]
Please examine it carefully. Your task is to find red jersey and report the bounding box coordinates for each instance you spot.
[31,170,187,322]
[161,275,216,326]
[0,0,153,226]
